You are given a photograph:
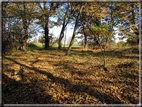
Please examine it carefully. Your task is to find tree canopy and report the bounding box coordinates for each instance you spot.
[2,1,140,53]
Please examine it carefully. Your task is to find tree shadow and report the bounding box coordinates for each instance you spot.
[117,62,138,68]
[70,50,97,57]
[3,56,125,104]
[115,63,139,80]
[28,46,82,52]
[121,47,139,54]
[2,72,53,104]
[69,47,139,59]
[46,60,90,77]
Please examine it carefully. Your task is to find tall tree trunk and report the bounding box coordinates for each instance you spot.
[66,4,83,56]
[64,38,66,48]
[2,3,8,54]
[84,34,87,49]
[58,23,66,49]
[45,22,50,49]
[41,2,50,50]
[20,3,28,51]
[64,29,67,48]
[58,3,70,50]
[83,25,87,49]
[21,33,28,51]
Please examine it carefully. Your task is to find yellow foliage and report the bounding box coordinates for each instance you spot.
[74,6,80,10]
[53,93,57,98]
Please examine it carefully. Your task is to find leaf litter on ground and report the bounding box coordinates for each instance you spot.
[2,46,139,104]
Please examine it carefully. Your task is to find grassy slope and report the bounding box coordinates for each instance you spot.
[26,43,82,50]
[2,44,139,104]
[26,43,45,50]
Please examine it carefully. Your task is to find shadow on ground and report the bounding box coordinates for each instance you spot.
[2,72,53,104]
[3,56,124,104]
[69,47,139,59]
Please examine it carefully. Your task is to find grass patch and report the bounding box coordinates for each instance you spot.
[26,43,44,50]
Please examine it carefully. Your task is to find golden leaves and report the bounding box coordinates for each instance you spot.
[74,6,80,10]
[66,92,70,97]
[53,93,57,98]
[51,83,56,87]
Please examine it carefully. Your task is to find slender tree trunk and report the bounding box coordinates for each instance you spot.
[86,22,108,70]
[83,26,88,49]
[101,39,108,68]
[45,22,50,49]
[59,36,62,49]
[58,3,70,49]
[65,22,78,56]
[84,34,87,49]
[58,23,66,49]
[66,4,84,56]
[64,28,67,48]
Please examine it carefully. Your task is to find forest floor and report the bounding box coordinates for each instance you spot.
[2,44,139,104]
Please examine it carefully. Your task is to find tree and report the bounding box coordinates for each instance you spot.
[81,2,114,70]
[37,2,60,49]
[66,3,84,56]
[116,3,139,45]
[49,32,56,46]
[63,28,67,48]
[75,2,111,49]
[2,2,38,52]
[76,21,91,49]
[2,1,139,55]
[87,22,112,70]
[58,3,71,49]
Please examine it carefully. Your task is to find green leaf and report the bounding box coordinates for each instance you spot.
[77,97,81,102]
[27,79,30,82]
[83,95,87,99]
[14,70,20,75]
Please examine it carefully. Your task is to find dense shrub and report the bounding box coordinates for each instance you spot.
[2,40,19,54]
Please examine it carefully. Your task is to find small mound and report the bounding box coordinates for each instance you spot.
[27,43,38,48]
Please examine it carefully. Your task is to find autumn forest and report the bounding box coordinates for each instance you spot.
[2,1,140,105]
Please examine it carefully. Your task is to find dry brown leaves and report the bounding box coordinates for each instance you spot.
[2,46,139,104]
